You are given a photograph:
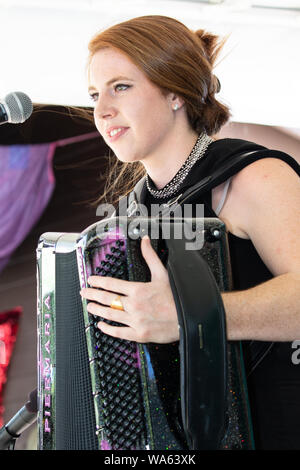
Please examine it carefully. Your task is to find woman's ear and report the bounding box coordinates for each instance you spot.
[168,93,185,111]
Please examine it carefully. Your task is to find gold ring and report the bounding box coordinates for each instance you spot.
[110,295,124,311]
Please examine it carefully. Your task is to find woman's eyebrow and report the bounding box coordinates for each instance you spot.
[88,76,133,92]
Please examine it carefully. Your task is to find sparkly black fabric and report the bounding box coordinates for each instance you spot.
[143,138,300,450]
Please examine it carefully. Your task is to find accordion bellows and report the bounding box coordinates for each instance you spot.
[37,217,254,450]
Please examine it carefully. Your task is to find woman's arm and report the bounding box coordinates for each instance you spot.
[219,157,300,341]
[223,272,300,341]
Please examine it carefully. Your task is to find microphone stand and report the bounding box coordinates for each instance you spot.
[0,427,18,450]
[0,389,38,450]
[0,411,37,450]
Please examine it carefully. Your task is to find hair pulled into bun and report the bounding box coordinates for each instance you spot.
[195,29,222,94]
[189,28,229,134]
[88,16,230,136]
[88,16,231,204]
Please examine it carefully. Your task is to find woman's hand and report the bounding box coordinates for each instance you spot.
[80,236,179,343]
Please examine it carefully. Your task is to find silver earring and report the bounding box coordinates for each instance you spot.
[173,103,179,111]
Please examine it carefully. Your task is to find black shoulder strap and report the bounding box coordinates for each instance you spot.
[178,148,299,206]
[122,149,299,214]
[166,234,227,449]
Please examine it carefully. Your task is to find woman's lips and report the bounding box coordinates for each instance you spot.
[106,127,129,142]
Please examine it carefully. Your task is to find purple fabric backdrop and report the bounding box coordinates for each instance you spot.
[0,142,56,273]
[0,132,99,274]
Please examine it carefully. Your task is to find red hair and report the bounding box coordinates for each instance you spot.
[88,16,230,205]
[88,15,230,135]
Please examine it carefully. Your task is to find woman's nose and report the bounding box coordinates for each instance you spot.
[94,96,117,120]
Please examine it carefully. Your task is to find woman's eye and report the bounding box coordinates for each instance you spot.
[114,84,130,92]
[89,93,98,102]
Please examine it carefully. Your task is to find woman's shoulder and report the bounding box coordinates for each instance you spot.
[210,138,299,211]
[215,156,299,240]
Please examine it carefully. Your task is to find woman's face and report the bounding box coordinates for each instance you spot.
[88,47,178,164]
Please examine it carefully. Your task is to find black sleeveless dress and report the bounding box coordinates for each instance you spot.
[143,138,300,450]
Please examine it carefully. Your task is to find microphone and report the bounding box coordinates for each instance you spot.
[0,388,37,450]
[0,91,33,125]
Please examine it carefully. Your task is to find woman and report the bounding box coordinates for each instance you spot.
[80,15,300,449]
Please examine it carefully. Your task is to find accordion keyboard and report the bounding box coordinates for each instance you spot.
[84,235,148,450]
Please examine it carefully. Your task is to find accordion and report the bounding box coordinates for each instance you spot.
[37,216,254,450]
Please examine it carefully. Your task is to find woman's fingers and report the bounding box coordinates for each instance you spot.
[80,287,127,310]
[97,319,179,344]
[87,274,134,295]
[87,302,130,325]
[140,236,168,281]
[97,322,139,342]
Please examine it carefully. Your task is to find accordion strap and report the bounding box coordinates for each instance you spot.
[128,148,299,212]
[176,148,299,205]
[166,236,227,450]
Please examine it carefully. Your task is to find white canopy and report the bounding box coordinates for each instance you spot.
[1,0,299,130]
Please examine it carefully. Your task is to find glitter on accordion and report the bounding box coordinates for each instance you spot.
[75,218,254,450]
[83,231,148,450]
